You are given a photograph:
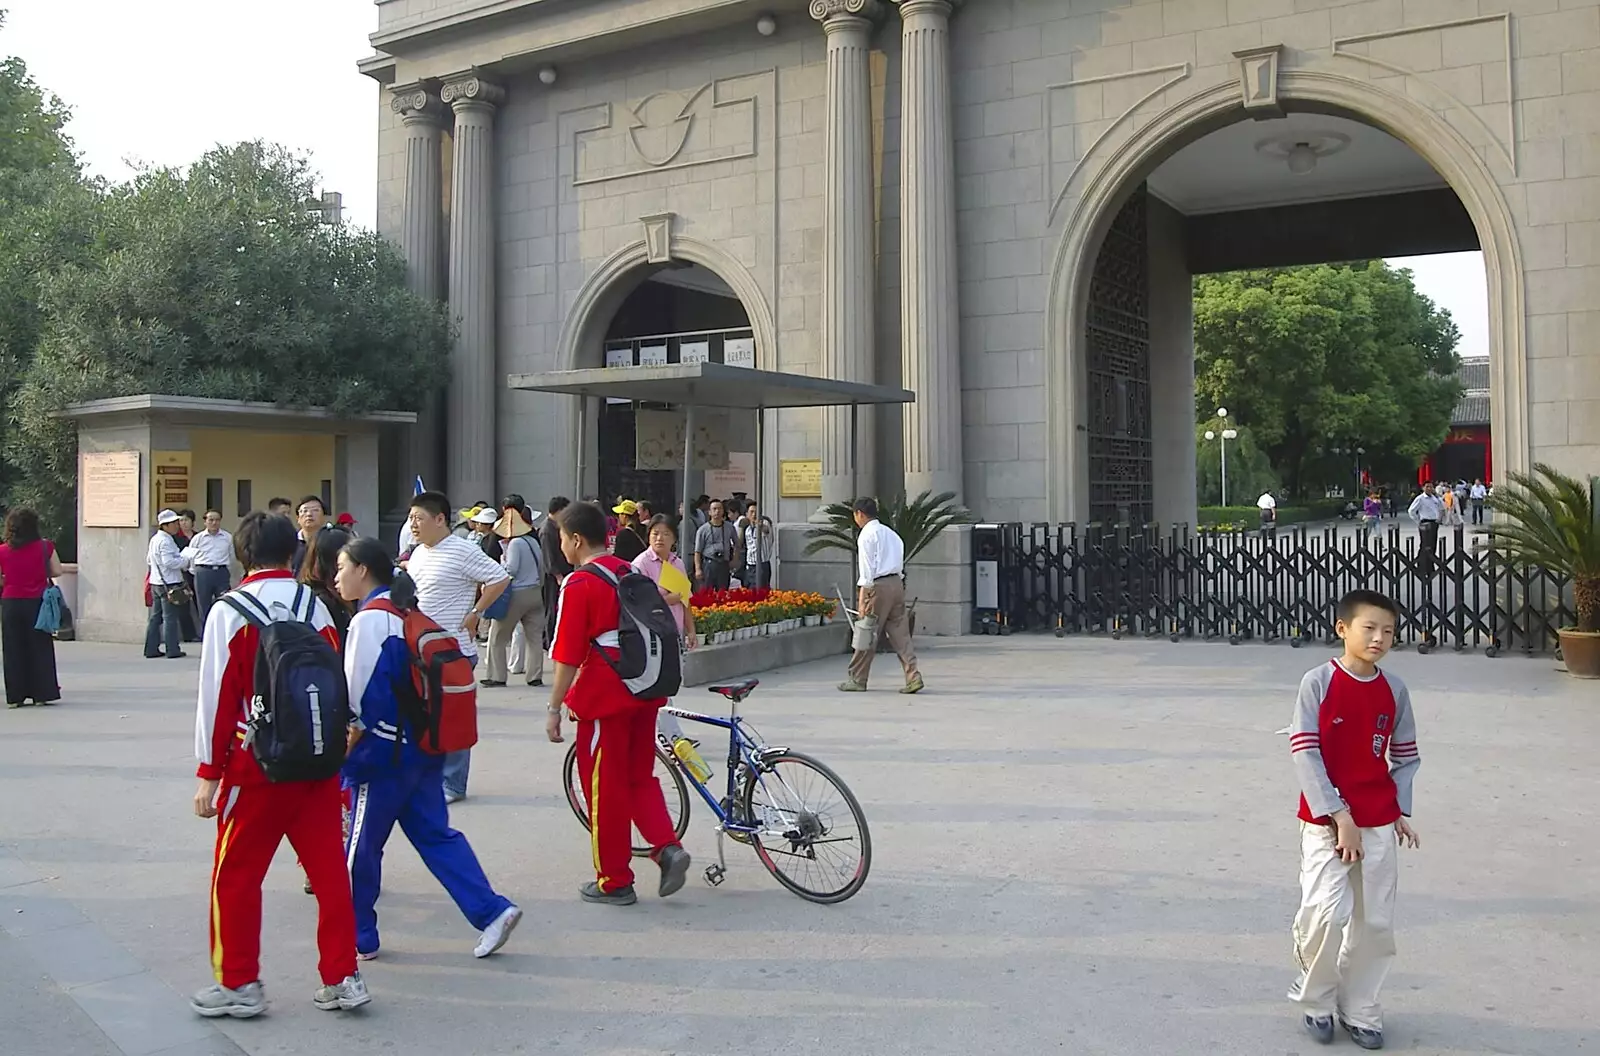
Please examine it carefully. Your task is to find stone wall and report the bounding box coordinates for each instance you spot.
[777,522,973,637]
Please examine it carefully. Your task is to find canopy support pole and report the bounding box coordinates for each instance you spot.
[574,395,588,499]
[850,401,860,503]
[681,396,696,554]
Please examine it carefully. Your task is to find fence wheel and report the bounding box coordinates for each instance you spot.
[1417,641,1433,655]
[1485,645,1500,658]
[1291,637,1303,649]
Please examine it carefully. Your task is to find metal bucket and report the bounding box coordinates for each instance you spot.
[851,614,878,652]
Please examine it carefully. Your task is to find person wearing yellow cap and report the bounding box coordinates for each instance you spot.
[610,500,647,563]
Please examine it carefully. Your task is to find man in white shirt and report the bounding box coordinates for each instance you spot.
[181,509,234,628]
[1257,491,1277,530]
[1469,478,1488,525]
[839,497,922,694]
[405,491,511,804]
[1408,482,1445,570]
[145,509,189,660]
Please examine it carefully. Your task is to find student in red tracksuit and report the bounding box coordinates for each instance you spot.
[189,512,369,1019]
[545,500,691,905]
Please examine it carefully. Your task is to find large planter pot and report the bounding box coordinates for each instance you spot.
[1558,629,1600,677]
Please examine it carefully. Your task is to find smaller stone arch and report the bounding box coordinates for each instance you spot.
[553,234,777,372]
[548,231,778,498]
[1043,69,1529,523]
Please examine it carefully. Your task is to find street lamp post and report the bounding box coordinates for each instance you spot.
[1204,410,1240,507]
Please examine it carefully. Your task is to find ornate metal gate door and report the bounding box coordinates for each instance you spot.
[1085,185,1152,526]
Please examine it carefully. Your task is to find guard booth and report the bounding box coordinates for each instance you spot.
[57,395,413,642]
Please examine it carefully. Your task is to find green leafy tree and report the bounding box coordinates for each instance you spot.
[1193,262,1461,498]
[0,13,98,503]
[1195,420,1278,508]
[10,141,451,534]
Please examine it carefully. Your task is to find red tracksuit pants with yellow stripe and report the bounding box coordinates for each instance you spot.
[210,778,357,989]
[576,708,681,893]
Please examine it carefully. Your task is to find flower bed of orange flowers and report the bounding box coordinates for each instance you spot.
[691,589,836,637]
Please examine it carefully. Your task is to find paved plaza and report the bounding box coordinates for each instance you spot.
[1,636,1595,1056]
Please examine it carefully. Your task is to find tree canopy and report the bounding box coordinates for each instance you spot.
[0,18,451,536]
[1193,261,1462,498]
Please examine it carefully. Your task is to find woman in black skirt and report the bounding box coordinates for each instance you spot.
[0,508,63,707]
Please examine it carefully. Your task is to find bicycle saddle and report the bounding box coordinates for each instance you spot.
[708,679,760,703]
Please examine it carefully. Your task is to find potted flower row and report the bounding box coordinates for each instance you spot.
[690,590,837,646]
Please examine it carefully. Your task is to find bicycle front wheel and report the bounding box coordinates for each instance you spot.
[741,751,871,903]
[563,741,691,858]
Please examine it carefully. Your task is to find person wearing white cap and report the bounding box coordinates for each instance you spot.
[146,509,189,659]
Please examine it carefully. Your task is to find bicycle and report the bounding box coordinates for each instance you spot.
[562,679,872,904]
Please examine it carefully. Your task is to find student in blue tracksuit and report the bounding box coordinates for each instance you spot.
[335,537,522,961]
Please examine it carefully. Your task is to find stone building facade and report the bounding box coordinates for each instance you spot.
[361,0,1599,529]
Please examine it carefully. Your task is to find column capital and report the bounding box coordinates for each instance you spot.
[389,82,447,125]
[894,0,959,18]
[440,72,505,111]
[809,0,883,26]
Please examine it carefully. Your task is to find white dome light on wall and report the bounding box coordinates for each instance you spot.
[538,65,558,85]
[1255,131,1350,176]
[756,13,777,36]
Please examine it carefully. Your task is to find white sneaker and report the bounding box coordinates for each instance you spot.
[474,904,523,958]
[313,972,371,1011]
[444,788,465,805]
[191,980,266,1019]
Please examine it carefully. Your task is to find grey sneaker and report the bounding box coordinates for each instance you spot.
[191,980,266,1019]
[657,844,691,898]
[580,881,637,906]
[474,904,522,958]
[1340,1019,1384,1050]
[837,680,867,692]
[1303,1013,1335,1044]
[313,973,371,1011]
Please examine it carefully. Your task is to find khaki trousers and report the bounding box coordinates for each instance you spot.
[847,577,919,686]
[486,586,544,684]
[1288,821,1399,1031]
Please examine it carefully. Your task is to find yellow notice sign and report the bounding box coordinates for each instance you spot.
[150,450,191,513]
[779,459,823,498]
[82,451,141,527]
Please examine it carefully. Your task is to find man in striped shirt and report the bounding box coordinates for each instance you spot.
[1286,589,1421,1050]
[404,491,510,804]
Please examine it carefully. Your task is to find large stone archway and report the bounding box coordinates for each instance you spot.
[550,231,779,498]
[1044,69,1528,523]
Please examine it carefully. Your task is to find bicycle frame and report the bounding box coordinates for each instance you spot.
[657,704,787,837]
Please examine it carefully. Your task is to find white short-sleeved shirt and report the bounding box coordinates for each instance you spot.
[405,534,509,656]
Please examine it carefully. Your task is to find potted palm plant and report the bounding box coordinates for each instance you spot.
[803,490,971,646]
[1486,463,1600,677]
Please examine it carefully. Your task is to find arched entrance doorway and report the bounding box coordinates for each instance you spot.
[1044,70,1528,524]
[551,233,778,507]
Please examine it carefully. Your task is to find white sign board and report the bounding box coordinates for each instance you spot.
[680,340,710,366]
[723,336,755,369]
[706,451,755,497]
[604,346,633,403]
[639,343,668,366]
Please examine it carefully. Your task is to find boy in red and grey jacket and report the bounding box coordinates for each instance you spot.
[1287,589,1421,1051]
[189,512,368,1019]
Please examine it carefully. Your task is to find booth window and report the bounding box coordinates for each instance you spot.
[236,480,252,517]
[205,478,223,514]
[320,479,332,510]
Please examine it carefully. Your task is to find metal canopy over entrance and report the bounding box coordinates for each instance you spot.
[508,363,914,524]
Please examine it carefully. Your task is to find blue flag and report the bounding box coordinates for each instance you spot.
[413,475,426,496]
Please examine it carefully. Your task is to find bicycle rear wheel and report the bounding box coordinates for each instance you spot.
[563,741,691,857]
[741,751,871,903]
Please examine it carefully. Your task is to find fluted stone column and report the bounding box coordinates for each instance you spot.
[390,83,447,494]
[441,73,503,507]
[897,0,963,501]
[812,0,880,508]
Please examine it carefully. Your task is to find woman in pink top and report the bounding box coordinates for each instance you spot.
[629,515,696,648]
[0,508,63,707]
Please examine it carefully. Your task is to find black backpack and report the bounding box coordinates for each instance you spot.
[577,561,682,700]
[221,585,351,783]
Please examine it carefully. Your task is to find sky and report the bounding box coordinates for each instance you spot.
[1,0,1488,361]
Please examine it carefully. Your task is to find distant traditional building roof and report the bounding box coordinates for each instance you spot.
[1450,357,1490,427]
